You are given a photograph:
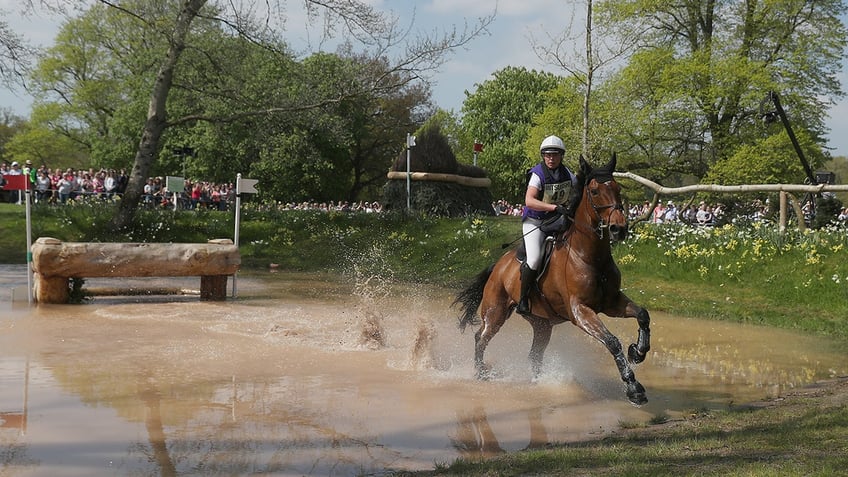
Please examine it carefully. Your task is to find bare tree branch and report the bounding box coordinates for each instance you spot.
[615,170,848,194]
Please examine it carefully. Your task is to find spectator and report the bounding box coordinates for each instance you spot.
[664,201,678,222]
[104,170,117,200]
[57,173,74,204]
[6,161,23,204]
[143,178,156,206]
[35,170,52,203]
[652,202,666,224]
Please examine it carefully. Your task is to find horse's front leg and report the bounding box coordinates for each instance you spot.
[606,294,652,365]
[572,303,647,406]
[628,304,651,365]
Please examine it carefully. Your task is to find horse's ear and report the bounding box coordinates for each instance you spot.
[579,155,591,175]
[607,153,617,172]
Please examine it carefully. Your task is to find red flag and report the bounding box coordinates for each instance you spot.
[2,174,28,191]
[473,142,484,153]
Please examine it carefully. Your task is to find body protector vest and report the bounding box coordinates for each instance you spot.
[522,162,576,221]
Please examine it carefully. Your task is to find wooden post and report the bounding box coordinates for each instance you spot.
[200,275,228,301]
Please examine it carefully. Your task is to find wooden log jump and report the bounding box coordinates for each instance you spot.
[385,171,491,187]
[30,237,241,304]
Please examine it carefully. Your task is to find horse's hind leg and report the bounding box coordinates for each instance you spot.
[525,316,552,379]
[473,302,510,380]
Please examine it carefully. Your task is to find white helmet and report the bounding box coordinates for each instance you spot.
[540,135,565,155]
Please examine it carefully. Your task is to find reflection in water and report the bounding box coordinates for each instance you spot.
[450,405,554,459]
[0,266,845,475]
[452,406,505,457]
[138,375,176,477]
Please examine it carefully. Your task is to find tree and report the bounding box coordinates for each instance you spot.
[704,129,825,187]
[600,0,847,175]
[28,0,494,230]
[0,108,25,161]
[0,5,37,88]
[461,66,561,202]
[530,0,636,159]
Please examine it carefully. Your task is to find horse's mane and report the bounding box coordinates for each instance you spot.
[567,166,586,212]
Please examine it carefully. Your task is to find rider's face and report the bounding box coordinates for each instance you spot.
[542,152,563,169]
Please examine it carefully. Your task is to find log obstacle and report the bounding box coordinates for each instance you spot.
[386,171,491,187]
[30,237,241,304]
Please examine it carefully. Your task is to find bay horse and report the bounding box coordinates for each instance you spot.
[454,154,651,405]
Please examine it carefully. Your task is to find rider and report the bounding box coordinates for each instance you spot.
[517,135,578,315]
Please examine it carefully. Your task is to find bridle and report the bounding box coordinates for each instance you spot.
[581,179,627,239]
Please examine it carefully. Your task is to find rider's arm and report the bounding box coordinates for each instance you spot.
[524,179,557,213]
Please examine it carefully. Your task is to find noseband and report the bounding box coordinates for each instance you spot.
[584,180,626,239]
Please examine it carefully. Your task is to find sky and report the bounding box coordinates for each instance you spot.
[1,0,847,158]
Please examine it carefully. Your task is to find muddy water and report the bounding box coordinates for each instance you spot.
[0,265,845,476]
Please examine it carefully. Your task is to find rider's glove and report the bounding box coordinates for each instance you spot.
[555,204,569,216]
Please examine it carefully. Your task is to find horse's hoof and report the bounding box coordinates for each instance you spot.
[628,343,646,364]
[626,381,648,406]
[476,364,493,381]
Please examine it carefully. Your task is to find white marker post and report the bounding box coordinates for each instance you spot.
[406,133,416,211]
[233,173,259,297]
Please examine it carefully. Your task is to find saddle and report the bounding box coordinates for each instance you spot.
[515,232,560,280]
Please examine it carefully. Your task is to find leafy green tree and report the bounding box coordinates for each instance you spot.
[600,0,847,179]
[246,51,431,203]
[27,0,493,230]
[0,109,25,162]
[3,120,88,171]
[705,130,825,186]
[461,66,561,202]
[525,76,599,164]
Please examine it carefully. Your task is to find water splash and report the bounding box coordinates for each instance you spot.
[346,243,394,350]
[408,318,436,370]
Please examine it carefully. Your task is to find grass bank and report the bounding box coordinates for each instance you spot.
[398,377,848,477]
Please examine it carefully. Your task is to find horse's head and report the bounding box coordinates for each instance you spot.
[577,153,628,242]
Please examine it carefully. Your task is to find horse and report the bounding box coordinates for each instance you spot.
[453,154,651,406]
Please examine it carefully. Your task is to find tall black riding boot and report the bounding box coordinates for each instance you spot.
[516,264,538,314]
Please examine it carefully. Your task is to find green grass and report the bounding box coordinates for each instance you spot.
[397,380,848,476]
[614,222,848,338]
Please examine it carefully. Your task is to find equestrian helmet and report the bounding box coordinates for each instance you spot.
[540,135,566,155]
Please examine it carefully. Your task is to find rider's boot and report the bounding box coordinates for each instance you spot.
[516,263,537,315]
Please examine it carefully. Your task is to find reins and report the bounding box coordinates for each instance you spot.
[500,213,567,249]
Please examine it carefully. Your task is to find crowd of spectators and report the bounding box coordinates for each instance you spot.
[1,161,130,205]
[2,160,386,213]
[142,176,237,211]
[495,198,728,226]
[492,199,524,216]
[0,160,241,211]
[631,200,725,226]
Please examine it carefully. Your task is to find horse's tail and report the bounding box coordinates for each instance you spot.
[452,264,495,333]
